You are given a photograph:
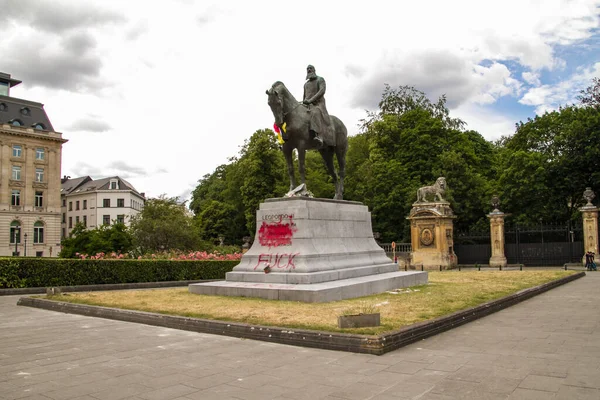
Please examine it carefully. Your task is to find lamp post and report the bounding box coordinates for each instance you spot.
[14,228,19,256]
[24,233,27,257]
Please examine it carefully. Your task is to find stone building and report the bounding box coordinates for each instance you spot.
[61,176,145,238]
[0,72,67,257]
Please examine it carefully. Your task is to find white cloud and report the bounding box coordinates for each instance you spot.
[519,62,600,114]
[522,72,542,86]
[2,0,600,201]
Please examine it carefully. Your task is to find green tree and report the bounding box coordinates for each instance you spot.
[498,104,600,223]
[59,222,133,258]
[195,200,241,242]
[578,77,600,108]
[356,85,495,240]
[130,195,201,253]
[236,129,287,234]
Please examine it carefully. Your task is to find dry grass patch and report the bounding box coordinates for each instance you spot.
[47,270,576,335]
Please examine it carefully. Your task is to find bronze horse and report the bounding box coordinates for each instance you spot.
[266,81,348,200]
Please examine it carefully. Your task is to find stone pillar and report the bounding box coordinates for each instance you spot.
[580,187,598,257]
[408,201,457,270]
[487,196,507,268]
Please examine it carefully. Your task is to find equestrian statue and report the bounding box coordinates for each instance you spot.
[266,65,348,200]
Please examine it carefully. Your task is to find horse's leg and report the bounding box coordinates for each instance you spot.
[320,147,339,199]
[335,144,347,200]
[298,148,306,187]
[284,147,296,191]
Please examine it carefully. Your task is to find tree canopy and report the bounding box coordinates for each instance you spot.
[188,77,600,242]
[129,195,201,253]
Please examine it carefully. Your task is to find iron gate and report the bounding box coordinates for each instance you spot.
[454,222,584,266]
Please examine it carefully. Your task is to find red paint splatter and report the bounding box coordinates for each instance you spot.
[258,218,296,248]
[254,253,299,270]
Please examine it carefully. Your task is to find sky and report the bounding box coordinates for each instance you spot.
[1,0,599,203]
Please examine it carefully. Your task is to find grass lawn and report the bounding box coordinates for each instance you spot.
[46,270,577,335]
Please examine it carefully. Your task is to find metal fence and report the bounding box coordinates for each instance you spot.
[454,222,584,266]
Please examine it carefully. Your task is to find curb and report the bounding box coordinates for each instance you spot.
[17,271,585,355]
[1,280,217,296]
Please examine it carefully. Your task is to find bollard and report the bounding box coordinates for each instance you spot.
[458,265,461,271]
[439,265,442,271]
[499,265,502,271]
[564,264,567,270]
[477,264,480,271]
[405,264,407,271]
[421,265,424,271]
[520,264,523,271]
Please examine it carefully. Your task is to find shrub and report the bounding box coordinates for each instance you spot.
[0,258,238,289]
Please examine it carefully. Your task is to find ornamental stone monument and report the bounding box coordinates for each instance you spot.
[189,67,427,303]
[487,195,507,268]
[407,178,457,270]
[580,187,599,259]
[189,197,428,302]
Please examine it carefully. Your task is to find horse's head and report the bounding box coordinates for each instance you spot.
[266,82,285,126]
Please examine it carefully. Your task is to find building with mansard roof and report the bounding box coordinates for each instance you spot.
[0,72,67,257]
[61,176,145,237]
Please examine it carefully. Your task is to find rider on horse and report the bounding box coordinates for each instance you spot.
[303,65,332,149]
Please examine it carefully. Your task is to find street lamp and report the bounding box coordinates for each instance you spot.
[24,233,27,257]
[14,228,19,256]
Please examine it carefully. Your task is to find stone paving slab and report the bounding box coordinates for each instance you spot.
[1,273,599,399]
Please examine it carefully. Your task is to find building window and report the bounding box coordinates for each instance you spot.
[62,213,66,223]
[34,123,46,130]
[76,200,80,210]
[83,215,87,227]
[12,166,21,180]
[36,251,43,257]
[103,199,110,207]
[62,199,66,207]
[35,191,43,207]
[35,148,45,160]
[35,168,44,182]
[117,198,124,207]
[34,221,44,244]
[83,200,87,209]
[10,119,23,126]
[68,216,72,228]
[103,215,110,225]
[75,216,79,225]
[116,215,125,224]
[11,190,20,206]
[110,180,118,190]
[10,221,21,244]
[69,201,73,211]
[62,228,65,238]
[12,145,22,157]
[20,107,30,116]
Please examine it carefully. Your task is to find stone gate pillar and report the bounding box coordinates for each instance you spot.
[408,201,457,270]
[580,187,598,257]
[487,195,507,268]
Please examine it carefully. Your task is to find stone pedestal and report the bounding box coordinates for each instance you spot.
[488,210,507,268]
[580,205,598,255]
[407,202,457,270]
[189,198,427,302]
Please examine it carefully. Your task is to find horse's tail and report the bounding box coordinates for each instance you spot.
[331,115,348,152]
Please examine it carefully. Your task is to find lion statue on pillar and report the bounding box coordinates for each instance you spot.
[416,177,447,203]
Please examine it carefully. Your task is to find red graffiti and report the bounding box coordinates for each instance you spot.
[258,216,296,248]
[254,253,299,270]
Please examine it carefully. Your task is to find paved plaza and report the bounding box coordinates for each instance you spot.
[1,273,599,400]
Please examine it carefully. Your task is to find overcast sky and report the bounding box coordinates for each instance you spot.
[1,0,599,203]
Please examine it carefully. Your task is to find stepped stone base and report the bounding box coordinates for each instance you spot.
[189,271,427,303]
[189,197,428,303]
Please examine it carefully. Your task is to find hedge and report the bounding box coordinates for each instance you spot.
[0,258,239,289]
